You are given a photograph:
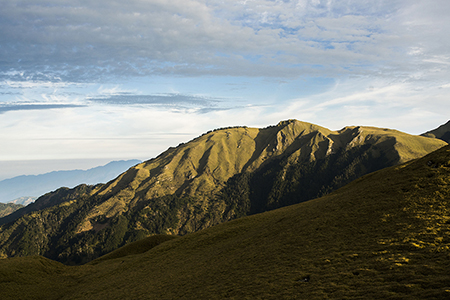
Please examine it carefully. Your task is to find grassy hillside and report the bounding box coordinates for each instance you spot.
[0,120,446,264]
[1,145,449,299]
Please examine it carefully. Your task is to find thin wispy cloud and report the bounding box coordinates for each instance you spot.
[87,93,221,108]
[0,103,86,114]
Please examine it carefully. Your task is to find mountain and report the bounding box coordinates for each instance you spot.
[0,120,446,264]
[0,203,23,218]
[0,159,141,203]
[1,144,449,299]
[421,120,450,143]
[0,184,96,227]
[8,197,36,206]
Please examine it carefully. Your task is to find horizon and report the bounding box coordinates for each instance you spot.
[1,1,449,179]
[0,158,143,182]
[0,118,446,181]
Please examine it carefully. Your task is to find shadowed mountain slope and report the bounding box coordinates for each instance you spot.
[0,120,446,264]
[422,120,450,143]
[1,145,449,299]
[0,185,96,226]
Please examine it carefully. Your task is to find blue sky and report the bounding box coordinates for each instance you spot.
[1,0,449,179]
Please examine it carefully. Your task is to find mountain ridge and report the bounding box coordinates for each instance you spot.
[1,144,449,299]
[0,119,447,264]
[421,120,450,143]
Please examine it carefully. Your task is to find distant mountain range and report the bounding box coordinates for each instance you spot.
[8,197,36,206]
[1,131,449,299]
[0,119,447,265]
[0,160,141,204]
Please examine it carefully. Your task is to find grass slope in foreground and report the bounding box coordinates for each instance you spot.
[1,146,450,299]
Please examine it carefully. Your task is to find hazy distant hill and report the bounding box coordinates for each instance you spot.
[7,197,36,206]
[0,203,23,218]
[0,143,449,299]
[421,120,450,142]
[0,120,446,265]
[0,160,141,203]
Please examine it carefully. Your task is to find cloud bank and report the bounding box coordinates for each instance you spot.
[1,0,448,83]
[0,0,449,175]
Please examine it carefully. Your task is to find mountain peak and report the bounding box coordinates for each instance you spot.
[276,119,331,132]
[0,120,447,264]
[276,119,307,127]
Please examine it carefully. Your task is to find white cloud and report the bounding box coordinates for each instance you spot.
[0,0,449,175]
[268,77,450,134]
[2,0,445,81]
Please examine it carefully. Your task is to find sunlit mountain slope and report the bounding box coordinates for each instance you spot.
[0,120,446,264]
[1,144,449,299]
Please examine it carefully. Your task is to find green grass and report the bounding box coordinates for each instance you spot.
[96,120,447,202]
[1,145,450,299]
[0,120,446,264]
[0,119,447,266]
[90,234,178,264]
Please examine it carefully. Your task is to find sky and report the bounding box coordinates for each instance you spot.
[1,0,449,180]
